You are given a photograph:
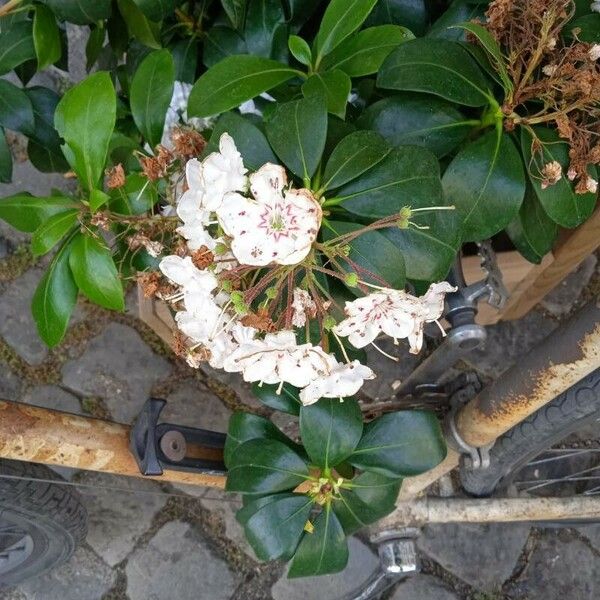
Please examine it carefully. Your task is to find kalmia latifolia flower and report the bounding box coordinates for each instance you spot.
[153,133,455,406]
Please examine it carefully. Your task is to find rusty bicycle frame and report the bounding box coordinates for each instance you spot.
[0,286,599,529]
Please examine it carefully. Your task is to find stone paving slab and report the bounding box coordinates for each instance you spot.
[390,574,460,600]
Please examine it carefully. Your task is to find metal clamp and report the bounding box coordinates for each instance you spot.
[130,398,227,476]
[445,404,494,470]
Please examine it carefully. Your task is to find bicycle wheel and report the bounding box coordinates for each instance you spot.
[460,367,600,498]
[0,459,87,587]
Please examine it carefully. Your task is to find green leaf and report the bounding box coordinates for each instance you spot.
[506,185,558,264]
[288,505,348,577]
[244,494,313,560]
[314,0,378,64]
[203,26,248,68]
[0,80,35,135]
[42,0,112,24]
[324,221,406,290]
[33,5,61,71]
[442,129,525,242]
[0,128,13,183]
[377,38,490,107]
[189,55,298,118]
[171,37,198,83]
[357,93,475,158]
[206,112,277,171]
[226,438,309,495]
[0,194,75,232]
[302,70,351,119]
[0,22,36,75]
[237,493,282,525]
[108,172,158,215]
[266,94,327,179]
[349,410,446,477]
[453,22,512,94]
[323,130,391,191]
[117,0,161,49]
[427,0,484,41]
[224,412,299,467]
[333,146,443,219]
[89,189,110,212]
[520,126,597,228]
[566,14,600,43]
[251,381,301,415]
[68,232,125,311]
[299,397,363,469]
[31,209,79,256]
[54,72,117,192]
[322,25,414,77]
[32,236,78,347]
[133,0,180,21]
[130,50,175,148]
[288,35,311,66]
[365,0,428,37]
[221,0,247,30]
[244,0,285,58]
[283,0,321,27]
[85,25,105,72]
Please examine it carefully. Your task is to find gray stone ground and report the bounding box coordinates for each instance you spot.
[1,37,600,596]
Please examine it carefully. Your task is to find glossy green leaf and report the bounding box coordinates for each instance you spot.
[31,209,79,256]
[224,412,298,467]
[244,494,313,560]
[69,232,125,311]
[117,0,161,49]
[221,0,247,30]
[349,410,446,477]
[333,146,443,219]
[357,93,474,158]
[323,130,391,191]
[299,397,363,469]
[0,80,34,135]
[288,35,311,66]
[226,438,309,495]
[85,25,105,72]
[427,0,484,41]
[453,22,512,93]
[324,221,406,290]
[0,128,12,183]
[42,0,112,24]
[288,505,348,577]
[89,189,110,212]
[251,381,301,415]
[314,0,378,64]
[206,112,277,171]
[171,37,198,83]
[237,493,282,524]
[266,94,327,179]
[566,15,600,43]
[377,38,490,107]
[33,5,61,70]
[0,194,75,232]
[130,50,174,148]
[0,22,36,75]
[506,184,558,264]
[302,70,351,118]
[133,0,180,21]
[322,25,414,77]
[203,26,248,68]
[520,126,597,228]
[32,236,78,347]
[55,72,116,192]
[365,0,428,36]
[188,56,298,118]
[244,0,285,58]
[442,129,525,242]
[109,172,158,215]
[283,0,321,27]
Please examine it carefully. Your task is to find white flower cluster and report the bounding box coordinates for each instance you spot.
[159,134,456,406]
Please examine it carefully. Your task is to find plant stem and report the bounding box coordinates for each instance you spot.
[0,0,23,17]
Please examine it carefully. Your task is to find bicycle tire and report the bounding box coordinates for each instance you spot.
[0,459,87,587]
[460,367,600,497]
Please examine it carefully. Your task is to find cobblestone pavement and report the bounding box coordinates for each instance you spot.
[2,133,600,600]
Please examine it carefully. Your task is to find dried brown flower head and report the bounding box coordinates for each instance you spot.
[105,163,125,189]
[191,245,215,269]
[241,308,276,332]
[171,127,206,159]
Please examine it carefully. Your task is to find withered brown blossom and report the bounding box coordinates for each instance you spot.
[105,163,125,189]
[241,308,276,332]
[139,145,174,181]
[171,127,206,159]
[482,0,600,194]
[191,245,215,269]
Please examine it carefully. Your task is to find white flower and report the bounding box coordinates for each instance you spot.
[542,64,557,77]
[299,360,375,406]
[217,163,321,266]
[159,255,218,294]
[589,44,600,61]
[202,133,247,210]
[586,176,598,194]
[291,288,316,327]
[334,282,457,354]
[175,302,222,344]
[592,1,600,13]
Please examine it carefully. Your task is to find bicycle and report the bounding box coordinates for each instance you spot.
[0,247,598,597]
